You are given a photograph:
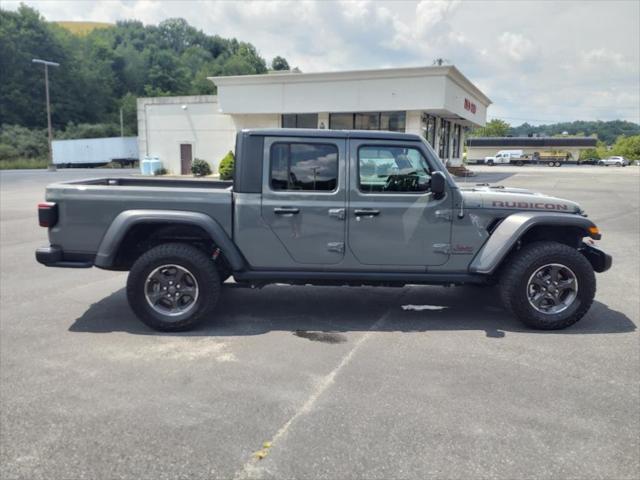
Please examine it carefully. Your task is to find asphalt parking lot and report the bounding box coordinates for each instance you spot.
[1,166,638,479]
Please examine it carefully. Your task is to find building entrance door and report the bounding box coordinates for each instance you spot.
[180,144,192,174]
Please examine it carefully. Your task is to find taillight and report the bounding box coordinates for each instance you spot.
[38,202,58,228]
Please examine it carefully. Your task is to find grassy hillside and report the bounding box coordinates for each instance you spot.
[54,21,113,35]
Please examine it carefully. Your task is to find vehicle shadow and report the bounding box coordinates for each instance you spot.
[69,284,636,338]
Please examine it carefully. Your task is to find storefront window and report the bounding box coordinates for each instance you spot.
[380,112,406,132]
[452,124,462,158]
[281,113,318,128]
[329,113,354,130]
[438,119,451,160]
[355,113,380,130]
[421,113,437,147]
[330,112,406,132]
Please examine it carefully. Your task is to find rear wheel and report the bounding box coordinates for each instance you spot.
[126,243,221,331]
[555,161,562,167]
[547,161,555,167]
[499,241,595,329]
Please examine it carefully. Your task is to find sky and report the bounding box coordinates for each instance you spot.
[4,0,640,125]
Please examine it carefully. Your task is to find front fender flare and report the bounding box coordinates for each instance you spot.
[94,210,246,271]
[469,212,598,274]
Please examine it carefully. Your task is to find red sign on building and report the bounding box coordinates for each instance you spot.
[464,98,477,114]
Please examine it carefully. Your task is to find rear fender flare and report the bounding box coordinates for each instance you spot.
[469,212,599,274]
[94,210,245,270]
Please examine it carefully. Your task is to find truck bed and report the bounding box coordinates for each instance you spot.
[44,177,234,259]
[64,177,233,189]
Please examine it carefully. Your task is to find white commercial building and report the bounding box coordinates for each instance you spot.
[137,66,491,174]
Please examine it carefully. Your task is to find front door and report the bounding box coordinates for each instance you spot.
[180,144,192,174]
[347,139,452,266]
[261,137,347,265]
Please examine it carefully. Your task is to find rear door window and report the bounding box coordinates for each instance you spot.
[270,142,338,192]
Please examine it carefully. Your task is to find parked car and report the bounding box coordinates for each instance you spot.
[598,156,628,167]
[36,129,611,332]
[577,158,599,166]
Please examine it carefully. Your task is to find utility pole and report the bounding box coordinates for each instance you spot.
[32,58,60,171]
[120,107,124,137]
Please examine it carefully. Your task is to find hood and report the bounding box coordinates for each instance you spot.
[459,184,582,214]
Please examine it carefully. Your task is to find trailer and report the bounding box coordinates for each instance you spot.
[483,150,575,167]
[52,137,138,168]
[515,152,575,167]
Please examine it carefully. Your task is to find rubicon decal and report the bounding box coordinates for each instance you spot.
[492,201,570,211]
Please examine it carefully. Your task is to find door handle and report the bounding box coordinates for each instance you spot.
[274,207,300,215]
[354,209,380,217]
[328,208,345,220]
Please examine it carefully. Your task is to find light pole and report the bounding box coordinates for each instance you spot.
[32,58,60,171]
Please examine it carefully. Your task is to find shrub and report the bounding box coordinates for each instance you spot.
[0,158,48,170]
[191,158,211,177]
[0,124,47,160]
[154,167,168,176]
[219,151,235,180]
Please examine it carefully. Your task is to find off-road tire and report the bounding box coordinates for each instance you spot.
[499,241,596,330]
[127,243,221,331]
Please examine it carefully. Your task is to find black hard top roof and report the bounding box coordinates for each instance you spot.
[466,136,597,147]
[241,128,422,141]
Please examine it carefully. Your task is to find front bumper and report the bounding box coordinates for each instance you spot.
[36,246,94,268]
[580,244,612,273]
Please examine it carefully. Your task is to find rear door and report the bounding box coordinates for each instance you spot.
[347,139,452,266]
[261,136,347,265]
[180,144,192,174]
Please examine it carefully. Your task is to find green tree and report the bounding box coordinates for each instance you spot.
[578,148,600,160]
[611,135,640,160]
[0,4,282,131]
[0,124,47,160]
[271,56,290,71]
[509,120,640,145]
[119,92,138,135]
[218,151,234,179]
[469,119,511,137]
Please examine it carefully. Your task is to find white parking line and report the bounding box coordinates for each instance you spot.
[233,290,407,480]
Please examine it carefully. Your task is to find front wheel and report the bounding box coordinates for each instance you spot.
[499,241,596,330]
[126,243,221,331]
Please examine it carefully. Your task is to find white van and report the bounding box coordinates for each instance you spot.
[484,150,525,165]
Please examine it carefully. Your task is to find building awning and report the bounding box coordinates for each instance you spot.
[209,65,491,127]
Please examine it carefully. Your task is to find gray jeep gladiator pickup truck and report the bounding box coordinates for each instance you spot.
[36,129,612,331]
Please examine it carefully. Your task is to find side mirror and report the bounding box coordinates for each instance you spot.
[431,171,446,198]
